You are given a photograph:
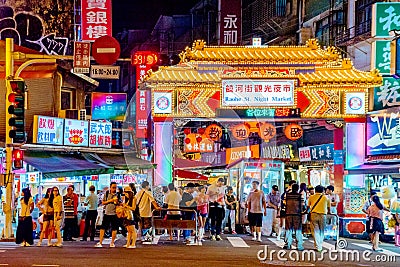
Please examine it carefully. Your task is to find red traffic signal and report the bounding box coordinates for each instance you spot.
[12,149,24,169]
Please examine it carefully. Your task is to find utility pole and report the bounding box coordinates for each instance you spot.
[3,38,15,239]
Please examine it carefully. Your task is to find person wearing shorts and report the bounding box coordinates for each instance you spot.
[246,180,266,242]
[95,182,120,248]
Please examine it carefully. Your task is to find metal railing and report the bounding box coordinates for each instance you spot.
[335,19,372,45]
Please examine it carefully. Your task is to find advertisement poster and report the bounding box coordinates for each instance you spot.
[64,119,89,147]
[33,115,64,145]
[91,92,127,120]
[89,121,112,148]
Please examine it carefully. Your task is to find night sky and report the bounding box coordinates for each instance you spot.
[112,0,200,33]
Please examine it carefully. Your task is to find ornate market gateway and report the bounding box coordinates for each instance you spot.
[143,39,382,120]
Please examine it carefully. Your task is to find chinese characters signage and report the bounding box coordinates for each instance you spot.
[222,79,295,107]
[366,110,400,156]
[372,2,400,38]
[33,116,64,145]
[64,119,89,147]
[373,77,400,111]
[133,51,158,138]
[81,0,112,41]
[91,93,127,120]
[219,0,242,45]
[299,144,334,162]
[184,134,214,153]
[216,108,301,118]
[73,41,90,73]
[372,40,391,75]
[89,121,112,148]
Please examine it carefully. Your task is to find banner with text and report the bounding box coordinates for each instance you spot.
[219,0,242,45]
[81,0,112,41]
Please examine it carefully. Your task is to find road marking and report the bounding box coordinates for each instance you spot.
[350,242,400,257]
[308,240,336,250]
[152,235,160,245]
[0,251,6,253]
[227,237,250,248]
[267,237,286,247]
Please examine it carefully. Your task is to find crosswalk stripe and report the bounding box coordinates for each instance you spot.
[308,240,336,250]
[152,235,160,245]
[267,237,285,247]
[350,242,400,257]
[227,237,249,248]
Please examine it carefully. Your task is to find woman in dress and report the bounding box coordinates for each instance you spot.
[49,186,63,247]
[123,186,137,248]
[367,195,389,251]
[16,188,34,247]
[197,186,209,241]
[36,188,54,246]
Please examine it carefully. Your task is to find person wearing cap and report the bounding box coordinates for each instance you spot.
[122,186,137,248]
[81,185,98,242]
[206,178,226,241]
[264,185,280,237]
[179,183,198,244]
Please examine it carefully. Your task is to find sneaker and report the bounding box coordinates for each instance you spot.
[123,244,127,248]
[257,238,262,243]
[109,243,115,248]
[47,242,53,247]
[54,243,62,247]
[216,235,222,241]
[20,242,26,247]
[36,242,42,247]
[25,243,31,247]
[127,245,136,249]
[252,237,257,241]
[232,231,237,235]
[95,242,103,248]
[271,233,277,237]
[211,235,216,241]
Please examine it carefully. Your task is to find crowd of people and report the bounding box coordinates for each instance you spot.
[14,178,399,251]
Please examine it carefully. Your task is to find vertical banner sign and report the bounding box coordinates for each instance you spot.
[132,51,158,138]
[89,121,112,148]
[373,77,400,111]
[372,40,391,75]
[372,2,400,38]
[81,0,112,41]
[219,0,242,45]
[73,41,91,73]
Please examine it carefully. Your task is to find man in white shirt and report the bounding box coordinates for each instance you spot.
[136,181,160,241]
[325,185,340,240]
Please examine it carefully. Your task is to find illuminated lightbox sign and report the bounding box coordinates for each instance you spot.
[366,110,400,156]
[89,121,112,148]
[33,115,64,145]
[91,93,127,120]
[222,79,295,107]
[64,119,89,147]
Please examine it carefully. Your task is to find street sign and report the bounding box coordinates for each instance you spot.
[73,41,90,74]
[92,35,121,65]
[90,65,120,79]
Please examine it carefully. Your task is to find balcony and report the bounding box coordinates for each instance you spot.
[335,19,372,46]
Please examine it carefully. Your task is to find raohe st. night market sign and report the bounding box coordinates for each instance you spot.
[222,79,295,107]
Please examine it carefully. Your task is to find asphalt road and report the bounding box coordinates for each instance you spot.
[0,234,398,267]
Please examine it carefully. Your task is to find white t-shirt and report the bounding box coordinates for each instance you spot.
[137,189,156,218]
[329,193,340,214]
[164,190,182,215]
[207,184,225,205]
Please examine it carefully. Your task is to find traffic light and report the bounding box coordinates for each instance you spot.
[7,79,25,143]
[12,149,24,169]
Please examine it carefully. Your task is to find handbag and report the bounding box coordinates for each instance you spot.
[307,194,324,221]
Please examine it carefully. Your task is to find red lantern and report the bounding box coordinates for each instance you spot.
[284,123,303,141]
[183,128,191,135]
[184,138,191,144]
[198,128,205,135]
[205,124,223,141]
[231,124,250,140]
[258,123,276,141]
[196,136,202,143]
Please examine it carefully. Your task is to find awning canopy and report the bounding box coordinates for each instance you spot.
[83,153,156,170]
[173,158,211,170]
[24,151,114,178]
[174,169,208,181]
[346,163,400,175]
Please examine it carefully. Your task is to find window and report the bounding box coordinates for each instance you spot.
[61,90,74,110]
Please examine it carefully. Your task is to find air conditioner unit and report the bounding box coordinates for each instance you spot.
[78,109,87,120]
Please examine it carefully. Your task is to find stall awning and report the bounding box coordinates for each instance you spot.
[346,163,400,175]
[174,169,208,181]
[174,158,211,170]
[24,152,114,178]
[83,153,156,170]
